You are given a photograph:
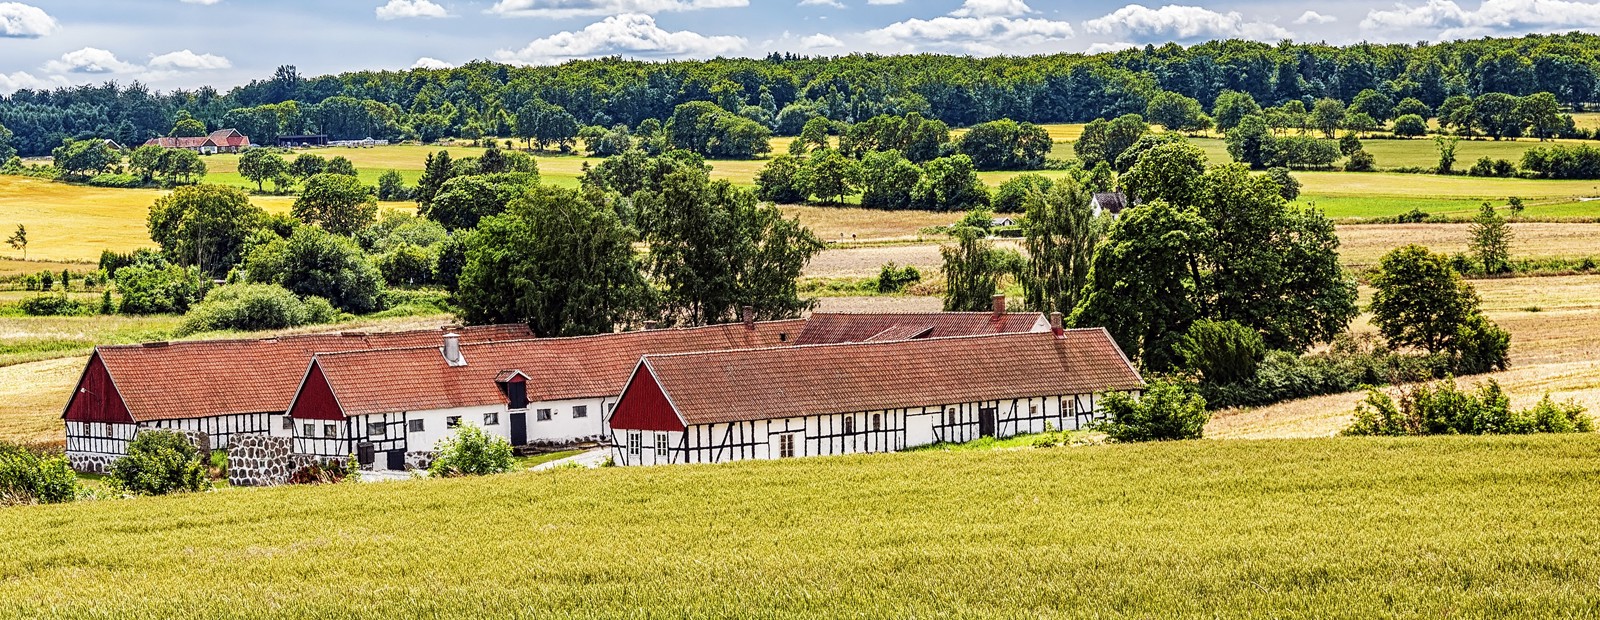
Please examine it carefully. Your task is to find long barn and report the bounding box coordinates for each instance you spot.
[60,325,531,472]
[606,327,1144,466]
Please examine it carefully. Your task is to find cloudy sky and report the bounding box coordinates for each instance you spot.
[4,0,1600,94]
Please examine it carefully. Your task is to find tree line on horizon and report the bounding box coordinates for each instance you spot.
[5,32,1600,157]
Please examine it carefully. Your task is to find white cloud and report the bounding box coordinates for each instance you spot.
[799,33,844,47]
[1082,4,1291,42]
[798,0,844,7]
[494,13,746,64]
[1361,0,1600,38]
[148,50,231,70]
[1294,10,1336,24]
[413,56,455,69]
[865,0,904,4]
[1086,41,1139,53]
[377,0,449,20]
[0,70,68,94]
[868,15,1073,52]
[0,2,58,38]
[44,48,139,74]
[488,0,747,18]
[950,0,1032,18]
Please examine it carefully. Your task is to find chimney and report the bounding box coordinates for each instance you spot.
[742,305,755,330]
[442,332,466,367]
[643,320,659,331]
[1049,312,1064,336]
[991,294,1006,319]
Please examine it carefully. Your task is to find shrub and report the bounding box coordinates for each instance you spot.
[377,243,436,286]
[1452,314,1511,375]
[1344,379,1591,436]
[1094,380,1209,442]
[108,431,211,496]
[874,262,922,293]
[1344,149,1376,172]
[0,442,79,505]
[115,262,204,315]
[86,173,145,188]
[1175,319,1265,386]
[177,283,341,335]
[18,294,91,316]
[429,425,515,477]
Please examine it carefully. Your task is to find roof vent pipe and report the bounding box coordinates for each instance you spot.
[442,332,466,367]
[1050,312,1064,336]
[992,294,1006,319]
[742,305,756,330]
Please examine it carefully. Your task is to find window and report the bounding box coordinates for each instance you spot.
[282,416,294,431]
[1030,404,1039,416]
[367,422,386,438]
[323,423,337,439]
[536,408,553,422]
[573,405,588,419]
[484,412,500,426]
[871,414,882,431]
[408,419,425,433]
[779,433,795,458]
[945,408,956,425]
[842,416,855,435]
[447,416,462,428]
[627,431,641,456]
[302,423,313,436]
[655,433,669,458]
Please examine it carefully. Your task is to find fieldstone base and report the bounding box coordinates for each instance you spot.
[406,451,436,472]
[529,435,604,448]
[68,452,117,474]
[228,434,314,487]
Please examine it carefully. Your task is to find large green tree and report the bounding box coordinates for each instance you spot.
[1072,200,1207,371]
[146,184,265,278]
[1074,114,1148,170]
[237,148,287,192]
[1020,175,1101,314]
[1369,245,1481,354]
[293,173,378,236]
[456,185,648,335]
[242,225,383,314]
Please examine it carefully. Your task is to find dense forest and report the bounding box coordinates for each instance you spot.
[4,33,1600,156]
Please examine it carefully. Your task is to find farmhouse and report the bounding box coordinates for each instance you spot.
[607,323,1144,467]
[794,299,1048,345]
[1090,192,1131,217]
[141,129,251,154]
[60,325,531,472]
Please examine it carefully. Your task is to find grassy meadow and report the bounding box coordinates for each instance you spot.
[3,435,1600,617]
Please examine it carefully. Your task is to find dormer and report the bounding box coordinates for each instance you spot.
[496,370,530,410]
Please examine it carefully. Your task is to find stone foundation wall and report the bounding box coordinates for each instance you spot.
[228,434,314,487]
[68,452,117,474]
[406,451,436,472]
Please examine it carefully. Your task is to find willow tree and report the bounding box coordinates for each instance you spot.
[1020,176,1101,315]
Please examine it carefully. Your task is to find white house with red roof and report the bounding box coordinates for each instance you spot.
[142,129,251,154]
[607,323,1144,467]
[60,325,531,472]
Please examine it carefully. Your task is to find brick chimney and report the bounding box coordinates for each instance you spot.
[991,294,1006,319]
[442,332,466,367]
[643,320,659,331]
[742,305,756,330]
[1049,312,1064,336]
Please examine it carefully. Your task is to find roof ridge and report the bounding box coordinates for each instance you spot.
[98,324,527,352]
[809,311,1044,317]
[643,329,1060,361]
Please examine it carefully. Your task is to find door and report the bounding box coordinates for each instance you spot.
[357,442,376,467]
[386,450,406,471]
[979,407,997,438]
[510,412,527,446]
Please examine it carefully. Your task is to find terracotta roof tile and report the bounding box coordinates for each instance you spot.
[794,312,1048,345]
[308,321,806,418]
[91,325,531,422]
[636,329,1144,427]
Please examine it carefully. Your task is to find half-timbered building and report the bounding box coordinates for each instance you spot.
[606,326,1144,467]
[60,325,531,472]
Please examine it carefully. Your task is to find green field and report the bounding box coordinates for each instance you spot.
[3,435,1599,617]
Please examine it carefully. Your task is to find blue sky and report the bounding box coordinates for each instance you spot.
[4,0,1600,94]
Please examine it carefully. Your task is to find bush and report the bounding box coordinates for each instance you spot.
[115,262,204,315]
[1175,319,1265,385]
[0,442,79,505]
[85,173,145,188]
[1094,380,1209,442]
[874,262,922,293]
[429,425,515,477]
[1344,149,1376,172]
[1452,314,1511,375]
[377,243,436,286]
[1345,379,1592,436]
[1198,334,1448,410]
[108,431,211,496]
[18,294,92,316]
[177,283,342,335]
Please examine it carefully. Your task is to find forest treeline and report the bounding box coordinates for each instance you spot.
[4,33,1600,156]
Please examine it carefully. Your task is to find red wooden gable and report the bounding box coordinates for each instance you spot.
[289,361,346,421]
[62,352,134,423]
[608,363,687,432]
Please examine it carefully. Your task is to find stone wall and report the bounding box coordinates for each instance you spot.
[228,434,313,487]
[405,451,436,472]
[67,453,117,474]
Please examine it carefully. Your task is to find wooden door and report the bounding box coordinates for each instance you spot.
[510,412,527,446]
[979,407,997,438]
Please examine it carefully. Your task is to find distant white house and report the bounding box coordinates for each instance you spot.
[1091,192,1131,218]
[329,138,389,148]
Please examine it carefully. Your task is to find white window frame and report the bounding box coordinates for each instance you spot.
[536,408,553,422]
[627,431,642,456]
[779,433,795,458]
[655,433,669,458]
[484,412,500,426]
[322,423,337,439]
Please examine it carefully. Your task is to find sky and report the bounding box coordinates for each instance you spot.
[4,0,1600,94]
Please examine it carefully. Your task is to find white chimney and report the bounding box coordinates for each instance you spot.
[442,332,466,367]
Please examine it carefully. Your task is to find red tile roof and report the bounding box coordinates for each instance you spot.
[142,136,214,149]
[629,329,1145,427]
[793,312,1049,345]
[303,321,806,418]
[79,325,531,423]
[208,129,250,148]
